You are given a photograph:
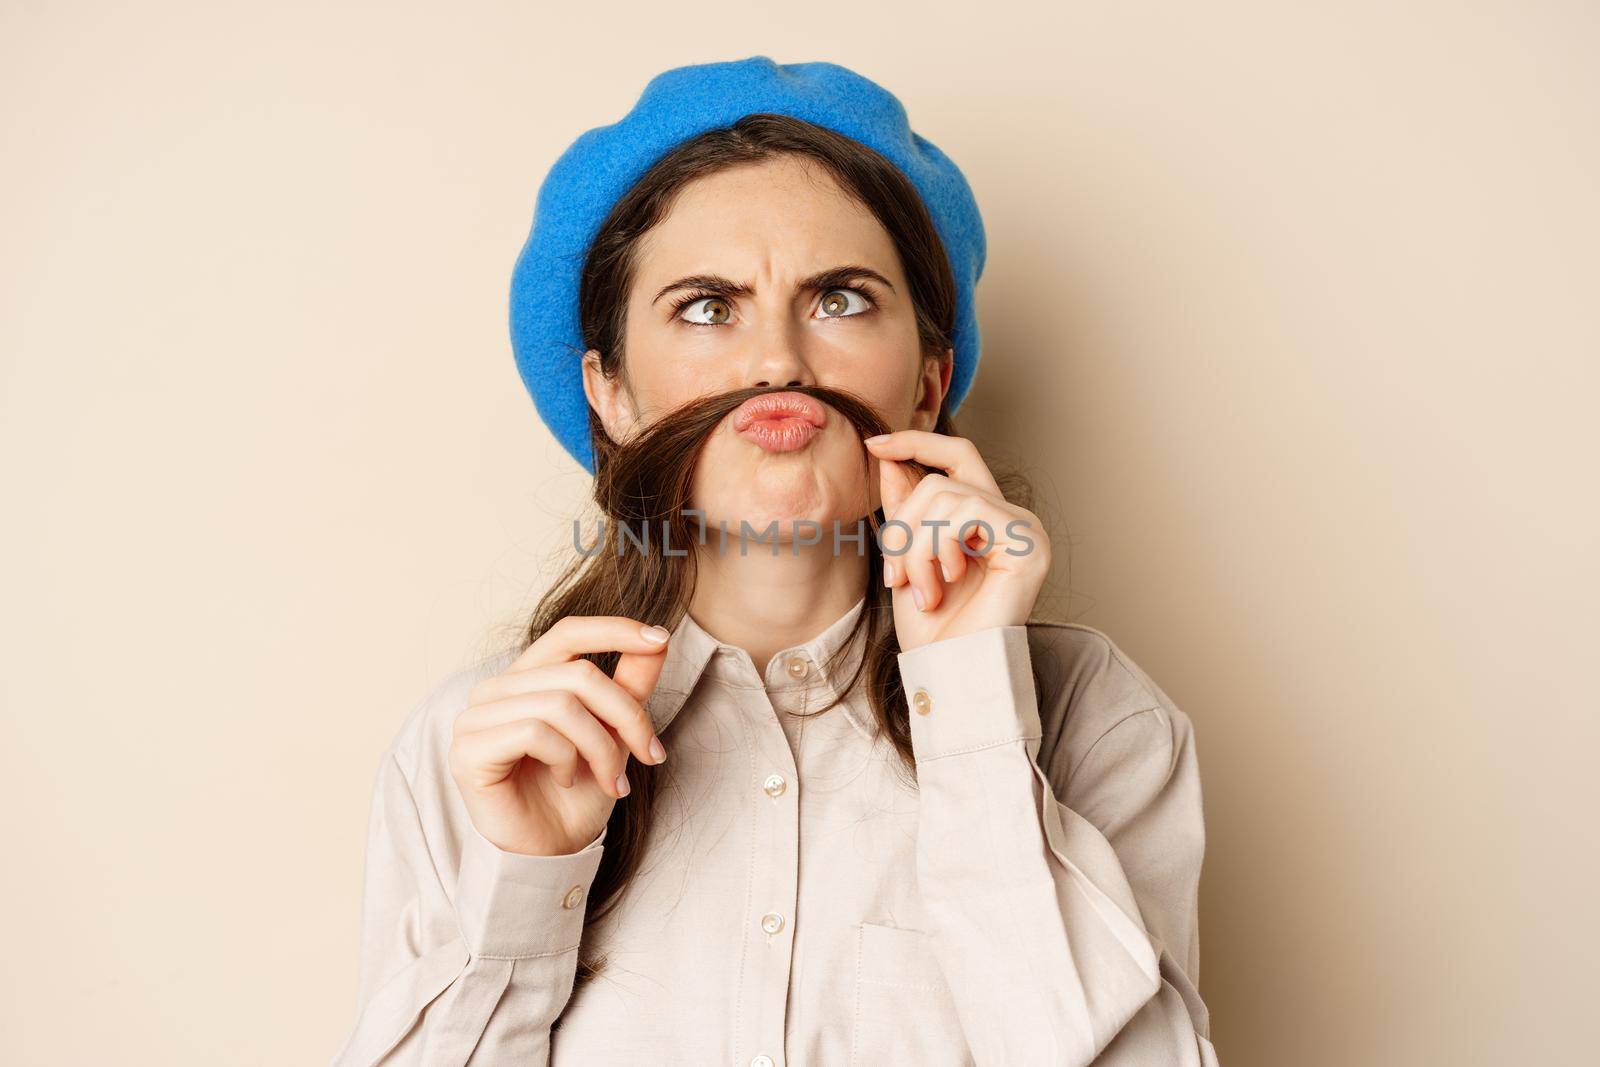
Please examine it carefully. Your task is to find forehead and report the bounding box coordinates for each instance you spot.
[630,155,904,287]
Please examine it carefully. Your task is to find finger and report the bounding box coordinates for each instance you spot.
[452,717,579,791]
[458,693,628,797]
[612,643,670,709]
[883,473,953,599]
[901,541,943,612]
[876,457,920,587]
[928,491,1020,585]
[459,685,616,758]
[864,430,1002,497]
[467,660,663,765]
[891,467,1010,521]
[902,492,960,607]
[876,453,919,520]
[515,615,672,672]
[518,691,627,797]
[931,507,972,585]
[901,483,1027,610]
[929,493,1040,570]
[878,502,915,589]
[928,486,988,565]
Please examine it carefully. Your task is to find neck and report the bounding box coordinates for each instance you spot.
[687,532,869,673]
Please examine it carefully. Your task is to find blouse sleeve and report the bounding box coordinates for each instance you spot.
[896,624,1220,1066]
[328,745,605,1066]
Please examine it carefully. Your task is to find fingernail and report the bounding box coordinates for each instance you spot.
[882,560,895,587]
[648,735,667,763]
[940,559,953,581]
[864,434,889,445]
[641,624,670,644]
[911,585,926,611]
[615,771,631,797]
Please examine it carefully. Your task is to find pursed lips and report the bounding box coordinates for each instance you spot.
[731,391,827,453]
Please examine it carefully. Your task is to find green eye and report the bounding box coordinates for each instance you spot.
[817,289,870,318]
[681,296,732,325]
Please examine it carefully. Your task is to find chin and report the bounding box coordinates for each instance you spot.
[691,432,869,538]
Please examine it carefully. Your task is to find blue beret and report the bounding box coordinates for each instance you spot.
[508,55,987,473]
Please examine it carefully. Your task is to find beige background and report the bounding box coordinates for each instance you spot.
[3,1,1596,1064]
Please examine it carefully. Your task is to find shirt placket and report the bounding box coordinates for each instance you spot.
[733,654,807,1067]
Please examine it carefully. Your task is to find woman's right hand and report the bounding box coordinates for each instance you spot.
[448,616,672,857]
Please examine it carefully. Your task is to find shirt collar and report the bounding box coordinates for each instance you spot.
[643,594,876,738]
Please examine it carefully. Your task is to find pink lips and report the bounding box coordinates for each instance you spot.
[732,390,827,453]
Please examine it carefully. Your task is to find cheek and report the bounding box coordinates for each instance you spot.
[615,314,742,414]
[824,358,922,430]
[687,423,873,530]
[627,356,731,417]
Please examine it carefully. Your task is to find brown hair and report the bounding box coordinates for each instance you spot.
[518,113,1043,1003]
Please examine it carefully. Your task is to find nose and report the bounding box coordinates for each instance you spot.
[745,319,814,391]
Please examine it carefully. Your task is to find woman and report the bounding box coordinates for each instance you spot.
[332,56,1218,1066]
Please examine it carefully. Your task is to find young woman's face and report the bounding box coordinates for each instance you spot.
[583,154,949,535]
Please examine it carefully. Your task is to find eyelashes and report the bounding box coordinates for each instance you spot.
[668,290,729,324]
[669,286,880,326]
[667,289,716,315]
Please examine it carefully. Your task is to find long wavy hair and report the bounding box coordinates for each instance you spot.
[512,113,1047,1003]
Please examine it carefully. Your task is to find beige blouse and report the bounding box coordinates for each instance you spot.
[330,596,1220,1065]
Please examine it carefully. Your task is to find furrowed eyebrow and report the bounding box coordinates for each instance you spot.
[802,265,896,296]
[651,274,755,306]
[651,264,896,307]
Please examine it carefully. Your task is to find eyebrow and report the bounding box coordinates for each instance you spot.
[650,264,897,306]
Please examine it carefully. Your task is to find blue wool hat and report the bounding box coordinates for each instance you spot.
[508,55,987,473]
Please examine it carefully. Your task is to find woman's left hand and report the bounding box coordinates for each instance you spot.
[866,430,1052,652]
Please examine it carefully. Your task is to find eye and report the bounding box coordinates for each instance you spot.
[677,295,733,326]
[815,288,872,319]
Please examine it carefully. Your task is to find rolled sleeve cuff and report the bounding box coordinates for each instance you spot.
[453,822,606,959]
[897,624,1041,762]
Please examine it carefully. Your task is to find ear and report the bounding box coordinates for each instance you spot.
[581,349,639,444]
[909,348,953,432]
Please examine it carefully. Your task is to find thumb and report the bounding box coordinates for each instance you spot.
[878,456,918,520]
[612,644,669,706]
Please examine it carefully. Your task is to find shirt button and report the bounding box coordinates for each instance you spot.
[762,773,787,798]
[751,1056,775,1067]
[785,655,809,679]
[561,885,585,910]
[911,688,933,715]
[760,911,785,935]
